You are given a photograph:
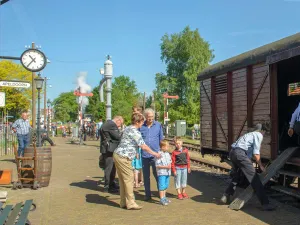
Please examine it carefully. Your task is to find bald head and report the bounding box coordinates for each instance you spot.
[113,116,124,128]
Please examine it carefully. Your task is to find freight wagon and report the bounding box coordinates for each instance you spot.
[197,33,300,188]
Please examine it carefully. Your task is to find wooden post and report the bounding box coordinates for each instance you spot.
[152,91,155,112]
[211,77,216,148]
[44,78,47,129]
[144,92,146,111]
[270,64,278,160]
[32,42,36,129]
[227,72,233,150]
[246,66,253,128]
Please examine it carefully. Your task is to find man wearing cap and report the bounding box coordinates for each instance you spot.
[220,124,276,211]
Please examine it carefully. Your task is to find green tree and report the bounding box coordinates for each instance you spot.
[111,75,140,124]
[52,91,78,122]
[0,60,33,119]
[158,26,214,124]
[85,86,106,120]
[85,75,140,124]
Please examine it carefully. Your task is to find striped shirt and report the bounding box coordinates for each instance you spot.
[12,119,30,135]
[231,131,263,158]
[289,103,300,128]
[155,151,172,176]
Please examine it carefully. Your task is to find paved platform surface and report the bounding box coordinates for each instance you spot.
[1,138,300,225]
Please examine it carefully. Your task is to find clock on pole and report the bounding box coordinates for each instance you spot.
[20,48,47,72]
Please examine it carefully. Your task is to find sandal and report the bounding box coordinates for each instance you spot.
[134,184,141,188]
[139,181,144,186]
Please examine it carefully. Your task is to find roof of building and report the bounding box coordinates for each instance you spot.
[197,32,300,81]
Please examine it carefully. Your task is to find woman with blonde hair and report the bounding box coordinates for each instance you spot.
[113,113,161,210]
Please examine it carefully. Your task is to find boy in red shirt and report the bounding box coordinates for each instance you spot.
[171,137,191,199]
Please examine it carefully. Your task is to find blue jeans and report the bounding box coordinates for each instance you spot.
[142,157,158,197]
[17,134,29,157]
[175,168,187,189]
[158,175,170,191]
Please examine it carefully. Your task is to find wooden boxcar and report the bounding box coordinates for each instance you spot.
[197,33,300,162]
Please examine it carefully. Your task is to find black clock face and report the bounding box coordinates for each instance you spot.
[20,49,47,72]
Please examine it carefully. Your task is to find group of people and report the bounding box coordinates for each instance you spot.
[13,101,300,211]
[98,107,284,211]
[99,108,191,209]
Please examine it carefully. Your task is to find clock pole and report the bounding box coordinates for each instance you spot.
[31,42,37,130]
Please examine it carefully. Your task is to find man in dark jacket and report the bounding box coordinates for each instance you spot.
[100,116,123,193]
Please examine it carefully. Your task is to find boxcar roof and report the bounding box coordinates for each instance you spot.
[197,32,300,81]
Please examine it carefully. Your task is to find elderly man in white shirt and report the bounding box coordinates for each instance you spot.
[220,123,276,211]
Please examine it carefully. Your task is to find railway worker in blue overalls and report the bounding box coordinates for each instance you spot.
[220,124,277,211]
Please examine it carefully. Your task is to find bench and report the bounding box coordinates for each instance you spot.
[0,200,35,225]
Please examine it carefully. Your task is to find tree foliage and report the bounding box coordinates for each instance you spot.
[111,75,140,124]
[52,91,78,122]
[84,86,106,120]
[0,60,33,119]
[85,75,140,124]
[157,26,214,124]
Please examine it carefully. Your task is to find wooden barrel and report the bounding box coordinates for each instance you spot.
[21,147,52,187]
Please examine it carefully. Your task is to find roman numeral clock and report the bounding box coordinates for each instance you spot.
[20,48,47,72]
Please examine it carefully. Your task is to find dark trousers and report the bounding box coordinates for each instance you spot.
[225,148,269,205]
[17,134,29,157]
[142,157,158,197]
[103,152,116,188]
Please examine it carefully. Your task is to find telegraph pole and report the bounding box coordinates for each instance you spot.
[152,91,155,112]
[143,92,146,112]
[32,42,36,129]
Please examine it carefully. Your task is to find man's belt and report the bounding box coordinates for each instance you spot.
[232,147,247,153]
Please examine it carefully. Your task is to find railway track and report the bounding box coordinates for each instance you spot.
[165,137,300,209]
[165,137,230,174]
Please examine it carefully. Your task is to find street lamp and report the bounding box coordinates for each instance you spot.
[34,73,44,147]
[47,99,51,137]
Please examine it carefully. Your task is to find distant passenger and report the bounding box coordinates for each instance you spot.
[220,123,277,211]
[288,103,300,137]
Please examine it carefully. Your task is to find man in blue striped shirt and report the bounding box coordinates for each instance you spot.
[12,110,31,156]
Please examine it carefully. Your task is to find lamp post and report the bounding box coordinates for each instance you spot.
[34,73,44,147]
[47,99,51,137]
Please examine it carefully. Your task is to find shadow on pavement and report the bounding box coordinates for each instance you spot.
[0,159,15,163]
[86,194,120,208]
[69,179,119,196]
[188,169,300,225]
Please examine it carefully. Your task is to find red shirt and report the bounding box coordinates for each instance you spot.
[171,148,190,173]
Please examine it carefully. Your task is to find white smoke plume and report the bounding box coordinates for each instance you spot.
[76,72,92,109]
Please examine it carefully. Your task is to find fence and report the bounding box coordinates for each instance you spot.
[0,111,18,157]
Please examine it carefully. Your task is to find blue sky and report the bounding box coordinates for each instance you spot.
[0,0,299,104]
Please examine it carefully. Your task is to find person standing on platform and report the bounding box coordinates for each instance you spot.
[220,123,277,211]
[140,108,164,201]
[100,116,124,193]
[96,117,103,141]
[12,110,31,157]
